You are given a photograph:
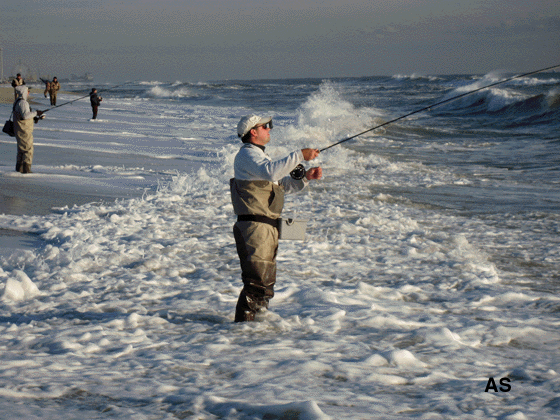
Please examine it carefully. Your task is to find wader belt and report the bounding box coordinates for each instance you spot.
[237,215,280,229]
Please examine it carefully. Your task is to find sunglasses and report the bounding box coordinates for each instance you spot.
[255,121,273,130]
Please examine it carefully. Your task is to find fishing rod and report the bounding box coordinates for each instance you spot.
[318,64,560,152]
[39,81,134,115]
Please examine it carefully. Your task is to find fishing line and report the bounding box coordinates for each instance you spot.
[39,81,134,115]
[319,64,560,152]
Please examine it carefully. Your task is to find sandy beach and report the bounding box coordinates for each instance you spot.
[0,86,15,104]
[0,85,75,105]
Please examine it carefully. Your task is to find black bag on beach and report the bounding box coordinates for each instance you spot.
[2,115,15,137]
[3,99,21,137]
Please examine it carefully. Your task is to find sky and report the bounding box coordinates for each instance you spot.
[1,0,559,82]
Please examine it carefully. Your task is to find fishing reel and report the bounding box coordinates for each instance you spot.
[290,164,306,180]
[33,114,45,124]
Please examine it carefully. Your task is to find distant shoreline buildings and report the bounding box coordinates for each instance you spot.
[2,72,94,85]
[0,52,93,84]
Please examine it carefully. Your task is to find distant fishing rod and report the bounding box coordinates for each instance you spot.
[39,81,134,115]
[319,64,560,152]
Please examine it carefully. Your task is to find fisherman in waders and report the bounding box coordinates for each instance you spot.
[13,86,43,173]
[48,77,60,106]
[230,114,322,322]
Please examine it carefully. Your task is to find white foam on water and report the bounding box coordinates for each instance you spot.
[0,81,558,419]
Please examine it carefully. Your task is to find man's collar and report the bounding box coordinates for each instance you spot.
[246,142,265,152]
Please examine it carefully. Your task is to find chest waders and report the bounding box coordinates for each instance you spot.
[230,179,285,322]
[15,117,35,172]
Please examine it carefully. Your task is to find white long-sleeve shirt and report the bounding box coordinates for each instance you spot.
[234,143,308,194]
[13,86,37,121]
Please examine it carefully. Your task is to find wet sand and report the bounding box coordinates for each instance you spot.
[0,86,15,104]
[1,85,42,104]
[0,169,143,258]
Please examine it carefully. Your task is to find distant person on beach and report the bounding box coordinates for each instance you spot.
[230,114,322,322]
[89,88,102,120]
[48,77,60,106]
[44,81,50,98]
[11,73,25,99]
[13,86,43,174]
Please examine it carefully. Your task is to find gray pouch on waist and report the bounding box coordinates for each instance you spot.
[279,218,308,241]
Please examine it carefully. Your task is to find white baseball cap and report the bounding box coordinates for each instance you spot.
[237,114,272,138]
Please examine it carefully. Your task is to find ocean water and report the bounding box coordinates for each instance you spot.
[0,72,559,419]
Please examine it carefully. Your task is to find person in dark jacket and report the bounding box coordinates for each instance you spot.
[89,88,102,120]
